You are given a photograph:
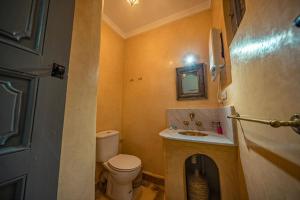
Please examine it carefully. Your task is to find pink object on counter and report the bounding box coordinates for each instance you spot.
[217,122,223,135]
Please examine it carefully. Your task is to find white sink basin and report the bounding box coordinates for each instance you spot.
[159,129,235,146]
[177,130,208,137]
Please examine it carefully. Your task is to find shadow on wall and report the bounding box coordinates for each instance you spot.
[237,121,300,181]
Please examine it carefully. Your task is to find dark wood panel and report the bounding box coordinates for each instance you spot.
[0,0,35,40]
[0,175,26,200]
[223,0,246,44]
[0,0,75,199]
[0,0,49,54]
[25,76,68,200]
[0,68,38,155]
[0,81,22,145]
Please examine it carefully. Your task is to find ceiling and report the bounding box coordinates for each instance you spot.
[103,0,211,38]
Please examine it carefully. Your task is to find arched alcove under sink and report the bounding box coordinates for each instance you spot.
[185,154,221,200]
[162,138,239,200]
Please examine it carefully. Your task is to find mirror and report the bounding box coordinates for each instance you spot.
[176,63,207,100]
[182,73,199,94]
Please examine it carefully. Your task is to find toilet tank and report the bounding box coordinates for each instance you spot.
[96,130,119,162]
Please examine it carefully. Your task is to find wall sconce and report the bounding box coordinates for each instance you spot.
[183,53,199,66]
[127,0,139,7]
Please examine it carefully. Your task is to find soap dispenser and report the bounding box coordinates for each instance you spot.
[217,122,223,135]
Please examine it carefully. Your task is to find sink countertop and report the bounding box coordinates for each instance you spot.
[159,128,236,146]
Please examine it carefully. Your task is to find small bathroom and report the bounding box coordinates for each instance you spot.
[0,0,299,200]
[93,0,300,200]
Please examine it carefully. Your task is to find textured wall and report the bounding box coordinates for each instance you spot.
[122,11,219,176]
[226,0,300,199]
[97,22,125,133]
[57,0,102,199]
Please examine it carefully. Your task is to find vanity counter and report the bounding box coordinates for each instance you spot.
[160,129,240,200]
[159,128,235,146]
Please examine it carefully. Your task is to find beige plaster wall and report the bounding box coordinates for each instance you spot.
[225,0,300,199]
[96,22,125,133]
[57,0,102,199]
[122,10,220,176]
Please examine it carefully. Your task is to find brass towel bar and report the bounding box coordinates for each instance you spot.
[227,113,300,135]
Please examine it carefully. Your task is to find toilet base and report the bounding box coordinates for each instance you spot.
[106,175,133,200]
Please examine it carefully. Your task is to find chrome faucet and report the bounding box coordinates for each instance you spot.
[189,112,195,121]
[182,112,204,130]
[195,121,202,128]
[183,120,190,126]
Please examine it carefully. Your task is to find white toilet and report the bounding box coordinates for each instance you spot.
[96,130,142,200]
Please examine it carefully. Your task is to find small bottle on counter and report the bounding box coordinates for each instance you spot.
[217,122,223,135]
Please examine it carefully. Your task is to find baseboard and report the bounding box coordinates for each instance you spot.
[142,171,165,186]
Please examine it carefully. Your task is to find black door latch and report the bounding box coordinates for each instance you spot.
[294,15,300,28]
[51,63,66,79]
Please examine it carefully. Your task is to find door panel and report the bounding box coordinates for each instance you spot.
[0,81,22,145]
[0,150,30,181]
[0,175,26,200]
[0,0,49,54]
[0,69,38,154]
[25,77,68,200]
[0,0,75,199]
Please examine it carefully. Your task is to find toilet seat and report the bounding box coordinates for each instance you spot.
[107,154,141,172]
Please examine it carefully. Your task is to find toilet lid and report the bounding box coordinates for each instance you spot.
[108,154,141,172]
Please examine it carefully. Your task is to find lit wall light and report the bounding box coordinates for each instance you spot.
[127,0,139,7]
[183,54,198,66]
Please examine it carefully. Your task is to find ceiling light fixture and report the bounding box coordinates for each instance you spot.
[127,0,139,7]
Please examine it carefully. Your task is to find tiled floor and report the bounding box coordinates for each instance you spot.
[96,180,164,200]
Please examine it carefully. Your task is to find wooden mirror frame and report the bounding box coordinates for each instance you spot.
[176,63,207,101]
